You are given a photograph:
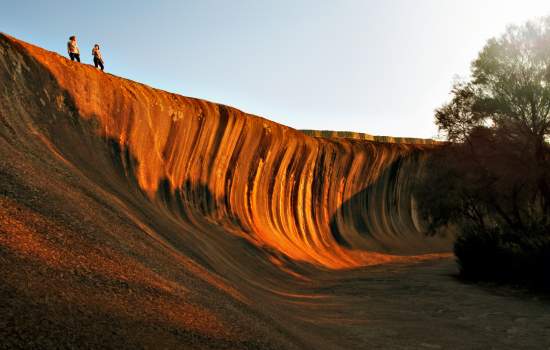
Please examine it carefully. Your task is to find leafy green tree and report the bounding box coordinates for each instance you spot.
[438,17,550,145]
[415,17,550,286]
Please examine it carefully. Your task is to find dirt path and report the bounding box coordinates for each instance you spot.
[282,258,550,349]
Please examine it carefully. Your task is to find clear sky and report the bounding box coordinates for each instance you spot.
[2,0,550,138]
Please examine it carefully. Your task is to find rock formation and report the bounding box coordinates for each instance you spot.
[0,34,452,349]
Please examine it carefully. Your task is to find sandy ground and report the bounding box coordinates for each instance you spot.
[4,221,550,350]
[292,258,550,349]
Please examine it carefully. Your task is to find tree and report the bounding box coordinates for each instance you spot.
[438,17,550,145]
[415,17,550,286]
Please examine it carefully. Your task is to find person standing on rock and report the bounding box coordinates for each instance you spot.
[92,44,104,71]
[67,36,80,62]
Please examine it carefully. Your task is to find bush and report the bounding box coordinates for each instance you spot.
[454,224,550,289]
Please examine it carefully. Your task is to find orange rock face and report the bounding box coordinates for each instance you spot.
[0,33,450,270]
[0,33,454,349]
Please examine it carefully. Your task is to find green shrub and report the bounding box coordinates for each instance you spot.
[454,224,550,289]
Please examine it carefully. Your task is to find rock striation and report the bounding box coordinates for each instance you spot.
[0,34,450,270]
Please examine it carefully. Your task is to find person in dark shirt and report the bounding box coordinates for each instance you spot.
[92,44,104,71]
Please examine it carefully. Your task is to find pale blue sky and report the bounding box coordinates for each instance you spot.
[2,1,550,138]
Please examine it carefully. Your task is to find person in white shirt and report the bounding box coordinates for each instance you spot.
[67,36,80,62]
